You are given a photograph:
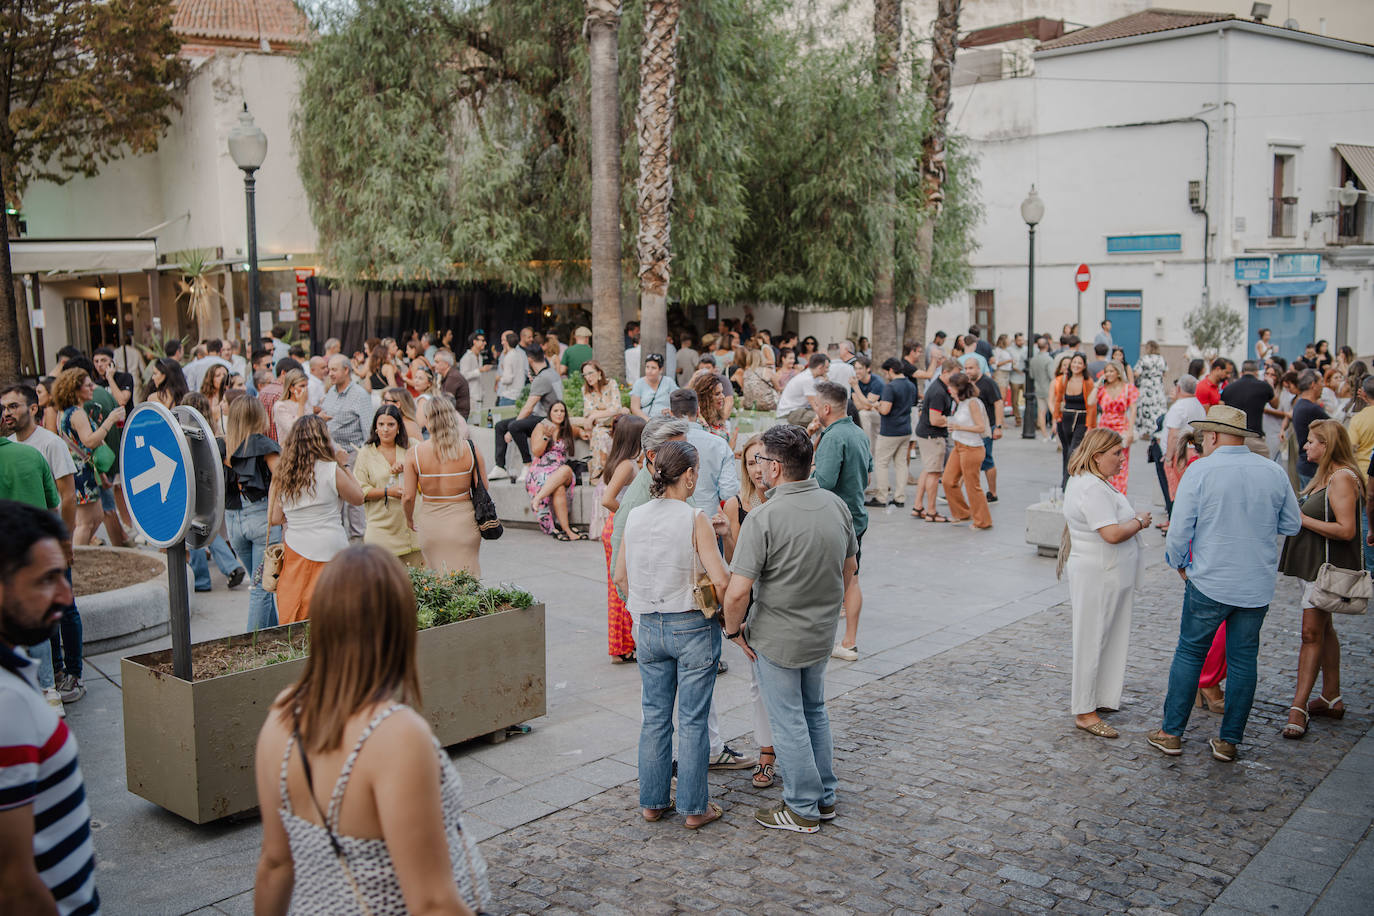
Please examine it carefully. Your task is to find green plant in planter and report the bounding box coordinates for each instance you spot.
[409,567,534,630]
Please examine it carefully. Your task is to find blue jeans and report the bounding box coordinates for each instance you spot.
[226,499,278,632]
[31,639,56,689]
[496,397,516,407]
[755,651,838,820]
[1162,580,1268,744]
[635,611,721,816]
[190,535,241,591]
[49,569,83,679]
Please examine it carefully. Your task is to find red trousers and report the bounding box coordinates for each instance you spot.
[1200,622,1227,689]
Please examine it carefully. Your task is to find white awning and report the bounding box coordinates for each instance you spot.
[8,238,158,275]
[1335,143,1374,191]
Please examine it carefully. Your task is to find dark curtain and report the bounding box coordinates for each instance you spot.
[306,279,544,355]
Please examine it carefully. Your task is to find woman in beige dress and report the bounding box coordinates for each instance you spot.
[354,404,424,567]
[403,393,485,576]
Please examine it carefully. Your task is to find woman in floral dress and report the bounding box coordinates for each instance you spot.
[525,401,583,540]
[577,360,625,480]
[1094,362,1139,494]
[1132,340,1168,438]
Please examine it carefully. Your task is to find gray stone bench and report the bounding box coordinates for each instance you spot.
[1025,501,1065,557]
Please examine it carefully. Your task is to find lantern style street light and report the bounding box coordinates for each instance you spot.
[228,104,268,352]
[1020,186,1045,440]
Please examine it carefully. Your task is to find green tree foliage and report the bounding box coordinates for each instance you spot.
[1185,300,1245,354]
[0,0,185,383]
[294,0,981,327]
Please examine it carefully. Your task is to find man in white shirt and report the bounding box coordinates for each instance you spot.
[306,356,328,409]
[826,341,856,390]
[1163,374,1207,496]
[777,353,831,426]
[1093,319,1113,350]
[458,331,491,412]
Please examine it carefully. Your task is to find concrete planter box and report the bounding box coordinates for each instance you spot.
[76,547,170,654]
[1025,501,1065,557]
[121,603,546,824]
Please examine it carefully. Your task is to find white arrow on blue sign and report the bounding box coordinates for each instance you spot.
[119,402,196,548]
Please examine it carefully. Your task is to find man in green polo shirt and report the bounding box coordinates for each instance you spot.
[0,437,59,512]
[561,326,595,377]
[723,424,857,834]
[811,380,871,662]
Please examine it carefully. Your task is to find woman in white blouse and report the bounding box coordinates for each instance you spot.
[1059,428,1150,738]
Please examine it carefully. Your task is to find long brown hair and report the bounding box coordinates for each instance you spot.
[1304,419,1364,494]
[581,359,608,393]
[602,414,645,481]
[692,372,726,429]
[225,395,268,459]
[276,545,421,752]
[737,434,767,511]
[200,363,228,399]
[275,414,336,504]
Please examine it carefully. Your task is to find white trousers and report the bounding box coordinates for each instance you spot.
[1066,547,1136,715]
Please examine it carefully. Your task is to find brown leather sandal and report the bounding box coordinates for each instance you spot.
[752,749,776,788]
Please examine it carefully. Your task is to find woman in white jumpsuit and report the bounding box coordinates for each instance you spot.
[1061,428,1150,738]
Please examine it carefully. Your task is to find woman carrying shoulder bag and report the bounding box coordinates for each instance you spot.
[224,396,281,631]
[1278,419,1368,739]
[254,545,492,916]
[615,440,730,829]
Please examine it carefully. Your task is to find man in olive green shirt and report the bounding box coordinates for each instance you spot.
[0,437,59,512]
[811,380,871,661]
[724,424,857,833]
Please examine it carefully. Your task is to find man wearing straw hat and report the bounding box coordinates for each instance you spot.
[1146,404,1301,763]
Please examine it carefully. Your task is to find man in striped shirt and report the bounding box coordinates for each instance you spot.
[0,502,100,915]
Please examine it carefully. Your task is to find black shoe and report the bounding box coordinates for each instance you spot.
[227,567,246,589]
[717,660,728,675]
[863,497,886,508]
[986,492,999,503]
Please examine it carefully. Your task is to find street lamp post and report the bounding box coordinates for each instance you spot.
[1020,186,1044,440]
[228,104,268,353]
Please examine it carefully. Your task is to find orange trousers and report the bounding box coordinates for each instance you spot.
[943,441,992,528]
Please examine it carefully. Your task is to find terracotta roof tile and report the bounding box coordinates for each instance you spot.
[1038,8,1234,51]
[172,0,309,47]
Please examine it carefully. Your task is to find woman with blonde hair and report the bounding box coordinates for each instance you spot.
[1094,360,1139,494]
[575,360,625,479]
[253,545,492,916]
[739,347,778,412]
[1278,420,1366,738]
[720,434,778,789]
[404,394,486,576]
[382,387,425,442]
[269,415,363,623]
[1060,428,1150,738]
[273,368,311,443]
[355,404,424,567]
[224,396,282,631]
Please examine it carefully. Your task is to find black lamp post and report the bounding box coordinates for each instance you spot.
[1020,186,1044,439]
[228,104,268,353]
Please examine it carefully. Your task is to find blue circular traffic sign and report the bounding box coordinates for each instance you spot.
[119,402,195,548]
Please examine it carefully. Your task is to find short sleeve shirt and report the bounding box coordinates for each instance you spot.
[916,378,951,439]
[630,376,677,417]
[0,438,59,508]
[561,344,594,376]
[10,427,77,481]
[732,479,858,668]
[529,367,563,418]
[974,376,1002,431]
[878,377,917,438]
[1196,376,1222,407]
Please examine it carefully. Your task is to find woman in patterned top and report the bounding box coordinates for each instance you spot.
[253,545,492,915]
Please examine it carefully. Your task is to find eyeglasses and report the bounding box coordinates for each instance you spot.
[749,456,780,467]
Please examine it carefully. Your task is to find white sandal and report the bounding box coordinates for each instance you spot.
[1282,706,1309,739]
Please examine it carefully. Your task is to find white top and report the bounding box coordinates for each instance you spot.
[949,399,986,447]
[306,374,325,410]
[281,459,350,562]
[1320,387,1340,416]
[1163,395,1206,431]
[1063,473,1140,559]
[497,349,528,401]
[458,350,484,384]
[9,427,77,480]
[827,359,855,390]
[1263,389,1292,437]
[776,370,819,415]
[623,498,700,620]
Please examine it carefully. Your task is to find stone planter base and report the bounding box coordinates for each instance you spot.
[122,603,546,823]
[76,547,170,654]
[1025,501,1065,557]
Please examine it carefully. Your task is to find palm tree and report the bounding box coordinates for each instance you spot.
[870,0,901,364]
[634,0,681,375]
[904,0,962,347]
[586,0,625,381]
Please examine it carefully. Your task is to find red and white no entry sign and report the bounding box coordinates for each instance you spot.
[1075,264,1091,292]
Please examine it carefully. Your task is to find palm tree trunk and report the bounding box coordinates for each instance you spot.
[634,0,681,377]
[586,0,625,381]
[903,0,962,347]
[869,0,900,365]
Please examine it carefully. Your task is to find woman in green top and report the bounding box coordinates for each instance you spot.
[1278,419,1365,739]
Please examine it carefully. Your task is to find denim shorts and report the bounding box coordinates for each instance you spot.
[980,437,995,471]
[99,485,116,512]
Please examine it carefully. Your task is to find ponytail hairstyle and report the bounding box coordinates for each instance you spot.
[1171,428,1200,473]
[648,440,698,498]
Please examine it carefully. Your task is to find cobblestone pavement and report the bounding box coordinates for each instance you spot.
[480,571,1373,915]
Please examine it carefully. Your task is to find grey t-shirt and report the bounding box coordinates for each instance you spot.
[732,479,857,668]
[529,367,562,418]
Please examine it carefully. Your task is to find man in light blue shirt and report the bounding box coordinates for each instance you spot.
[1147,405,1301,763]
[668,388,739,515]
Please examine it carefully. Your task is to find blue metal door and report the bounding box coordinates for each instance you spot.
[1248,295,1314,364]
[1104,291,1142,364]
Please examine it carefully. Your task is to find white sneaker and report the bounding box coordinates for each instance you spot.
[831,643,859,661]
[487,466,509,480]
[516,469,528,483]
[44,687,66,718]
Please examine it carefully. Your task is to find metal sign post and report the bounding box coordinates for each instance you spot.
[119,403,223,682]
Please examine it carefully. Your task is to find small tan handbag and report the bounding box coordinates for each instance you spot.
[261,542,285,594]
[690,513,721,619]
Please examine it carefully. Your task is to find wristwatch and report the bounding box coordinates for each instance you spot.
[724,629,742,639]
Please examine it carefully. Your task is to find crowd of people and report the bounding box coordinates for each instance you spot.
[3,312,1372,912]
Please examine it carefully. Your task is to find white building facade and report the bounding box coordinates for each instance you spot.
[927,13,1374,364]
